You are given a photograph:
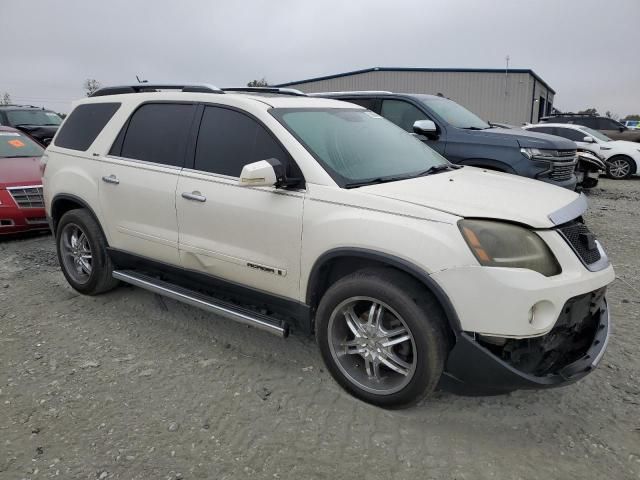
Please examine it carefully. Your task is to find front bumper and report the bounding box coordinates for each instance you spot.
[440,290,610,394]
[0,189,48,235]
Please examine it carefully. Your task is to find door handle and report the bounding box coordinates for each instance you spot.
[181,191,206,202]
[102,174,119,185]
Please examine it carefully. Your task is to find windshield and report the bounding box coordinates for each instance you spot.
[418,96,490,130]
[272,108,448,187]
[0,131,44,158]
[6,110,62,126]
[582,126,611,142]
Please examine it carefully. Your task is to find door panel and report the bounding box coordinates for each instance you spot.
[99,158,181,265]
[177,172,304,298]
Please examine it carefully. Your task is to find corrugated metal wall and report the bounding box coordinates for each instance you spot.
[284,71,552,125]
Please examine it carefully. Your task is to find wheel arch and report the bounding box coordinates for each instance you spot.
[51,194,109,244]
[607,154,638,175]
[306,248,462,336]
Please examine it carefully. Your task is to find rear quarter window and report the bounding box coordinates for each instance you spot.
[54,103,121,151]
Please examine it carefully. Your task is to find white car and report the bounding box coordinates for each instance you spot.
[524,123,640,179]
[43,84,614,408]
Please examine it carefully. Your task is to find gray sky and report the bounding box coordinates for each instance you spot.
[1,0,638,117]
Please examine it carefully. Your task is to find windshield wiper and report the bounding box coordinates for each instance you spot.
[344,175,411,188]
[462,126,489,130]
[414,164,453,177]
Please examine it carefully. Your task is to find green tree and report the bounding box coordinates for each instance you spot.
[83,78,102,96]
[621,114,640,122]
[247,78,268,87]
[0,92,11,105]
[577,107,598,116]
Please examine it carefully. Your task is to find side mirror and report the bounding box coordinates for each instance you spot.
[238,159,285,187]
[413,119,437,136]
[619,126,626,132]
[42,138,52,146]
[583,136,595,143]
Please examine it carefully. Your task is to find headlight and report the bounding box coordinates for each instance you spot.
[520,148,560,159]
[458,220,561,276]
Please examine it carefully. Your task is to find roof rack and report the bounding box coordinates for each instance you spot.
[308,91,393,96]
[90,84,224,97]
[0,104,43,109]
[221,87,306,97]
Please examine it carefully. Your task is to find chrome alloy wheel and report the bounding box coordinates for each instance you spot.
[60,223,93,283]
[609,158,631,178]
[328,296,417,395]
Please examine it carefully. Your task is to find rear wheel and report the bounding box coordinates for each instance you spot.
[56,209,119,295]
[316,269,448,408]
[606,156,634,179]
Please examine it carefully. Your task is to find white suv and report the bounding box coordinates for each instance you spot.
[524,123,640,179]
[43,84,614,408]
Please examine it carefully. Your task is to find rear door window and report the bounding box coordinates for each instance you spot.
[117,103,196,167]
[554,127,586,142]
[527,126,555,135]
[380,100,427,132]
[54,103,120,151]
[194,106,297,178]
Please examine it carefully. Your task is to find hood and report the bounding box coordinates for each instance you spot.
[0,156,43,187]
[359,167,581,229]
[606,140,640,153]
[465,127,577,150]
[15,125,58,144]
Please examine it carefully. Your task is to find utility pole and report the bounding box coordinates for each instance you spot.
[504,55,510,96]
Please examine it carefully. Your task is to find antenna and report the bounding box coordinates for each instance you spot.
[136,75,148,84]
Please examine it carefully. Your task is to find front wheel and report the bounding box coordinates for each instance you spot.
[316,269,448,408]
[56,209,119,295]
[606,156,634,179]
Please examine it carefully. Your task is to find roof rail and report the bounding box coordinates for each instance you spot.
[0,104,43,109]
[90,84,224,97]
[544,112,597,117]
[308,91,393,96]
[222,87,306,96]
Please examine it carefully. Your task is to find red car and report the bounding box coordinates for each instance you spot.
[0,126,48,235]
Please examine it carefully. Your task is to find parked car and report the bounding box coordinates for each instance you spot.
[540,113,640,143]
[44,84,614,408]
[0,126,48,234]
[315,92,578,190]
[524,123,640,179]
[624,120,639,130]
[0,105,63,145]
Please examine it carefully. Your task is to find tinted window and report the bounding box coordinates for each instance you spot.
[119,103,195,167]
[6,110,62,126]
[598,118,621,130]
[574,117,597,129]
[555,127,586,142]
[194,106,291,177]
[54,103,120,151]
[380,100,427,132]
[417,96,489,129]
[527,126,555,135]
[341,98,377,111]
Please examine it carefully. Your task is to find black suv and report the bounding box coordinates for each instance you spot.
[318,92,578,190]
[0,105,63,145]
[541,113,640,143]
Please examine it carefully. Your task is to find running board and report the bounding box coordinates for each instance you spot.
[112,270,289,338]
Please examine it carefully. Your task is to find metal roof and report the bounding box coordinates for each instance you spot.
[274,67,556,94]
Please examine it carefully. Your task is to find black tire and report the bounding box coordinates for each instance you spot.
[316,268,449,408]
[606,155,634,179]
[56,209,119,295]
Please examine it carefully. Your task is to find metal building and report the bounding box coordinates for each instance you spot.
[275,67,555,125]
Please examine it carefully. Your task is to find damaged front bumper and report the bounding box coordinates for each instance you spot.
[440,289,610,394]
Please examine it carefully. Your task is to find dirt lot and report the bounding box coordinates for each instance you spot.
[1,178,639,480]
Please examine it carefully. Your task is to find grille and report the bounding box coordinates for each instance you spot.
[556,149,577,158]
[550,161,577,180]
[7,186,44,209]
[557,221,602,265]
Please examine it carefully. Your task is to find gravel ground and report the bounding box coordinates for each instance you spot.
[1,178,639,480]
